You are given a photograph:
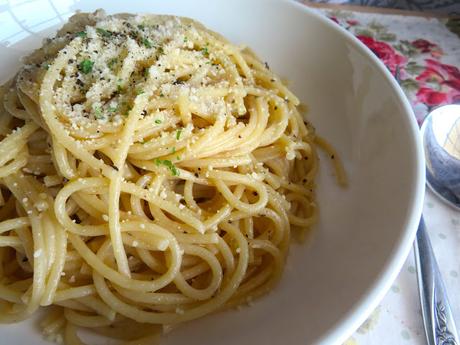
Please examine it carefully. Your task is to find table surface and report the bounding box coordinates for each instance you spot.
[298,3,460,344]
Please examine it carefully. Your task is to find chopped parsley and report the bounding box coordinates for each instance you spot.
[108,58,118,69]
[171,147,176,154]
[159,93,164,97]
[76,31,87,38]
[96,28,112,37]
[154,159,179,176]
[94,107,104,119]
[201,46,209,57]
[183,37,188,43]
[176,128,182,140]
[108,106,118,113]
[157,46,164,55]
[78,59,94,74]
[137,24,145,30]
[155,119,162,124]
[142,38,152,48]
[136,88,144,95]
[123,104,133,117]
[117,79,124,92]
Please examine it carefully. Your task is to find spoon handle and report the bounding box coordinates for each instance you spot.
[414,217,459,345]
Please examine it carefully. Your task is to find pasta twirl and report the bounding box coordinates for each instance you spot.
[0,10,345,345]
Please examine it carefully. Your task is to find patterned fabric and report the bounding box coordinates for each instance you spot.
[325,10,460,125]
[307,0,460,15]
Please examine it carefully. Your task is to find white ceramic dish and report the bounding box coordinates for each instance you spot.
[0,0,425,344]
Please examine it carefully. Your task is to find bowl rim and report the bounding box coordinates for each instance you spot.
[284,1,425,343]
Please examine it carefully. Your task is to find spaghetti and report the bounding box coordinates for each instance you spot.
[0,10,345,345]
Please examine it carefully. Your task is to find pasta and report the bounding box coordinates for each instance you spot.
[0,10,345,345]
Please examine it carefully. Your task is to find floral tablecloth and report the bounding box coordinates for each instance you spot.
[298,3,460,344]
[306,0,460,16]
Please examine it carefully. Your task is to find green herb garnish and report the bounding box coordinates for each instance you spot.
[117,79,124,93]
[78,59,94,74]
[176,128,182,140]
[142,38,152,48]
[154,159,179,176]
[171,147,176,154]
[96,28,112,37]
[108,58,118,69]
[136,89,144,95]
[108,106,118,113]
[94,107,104,119]
[137,24,145,30]
[201,43,209,57]
[155,119,162,124]
[123,104,133,117]
[76,31,87,38]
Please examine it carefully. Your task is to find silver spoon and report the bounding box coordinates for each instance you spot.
[415,104,460,345]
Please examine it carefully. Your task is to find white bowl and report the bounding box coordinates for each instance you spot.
[0,0,425,344]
